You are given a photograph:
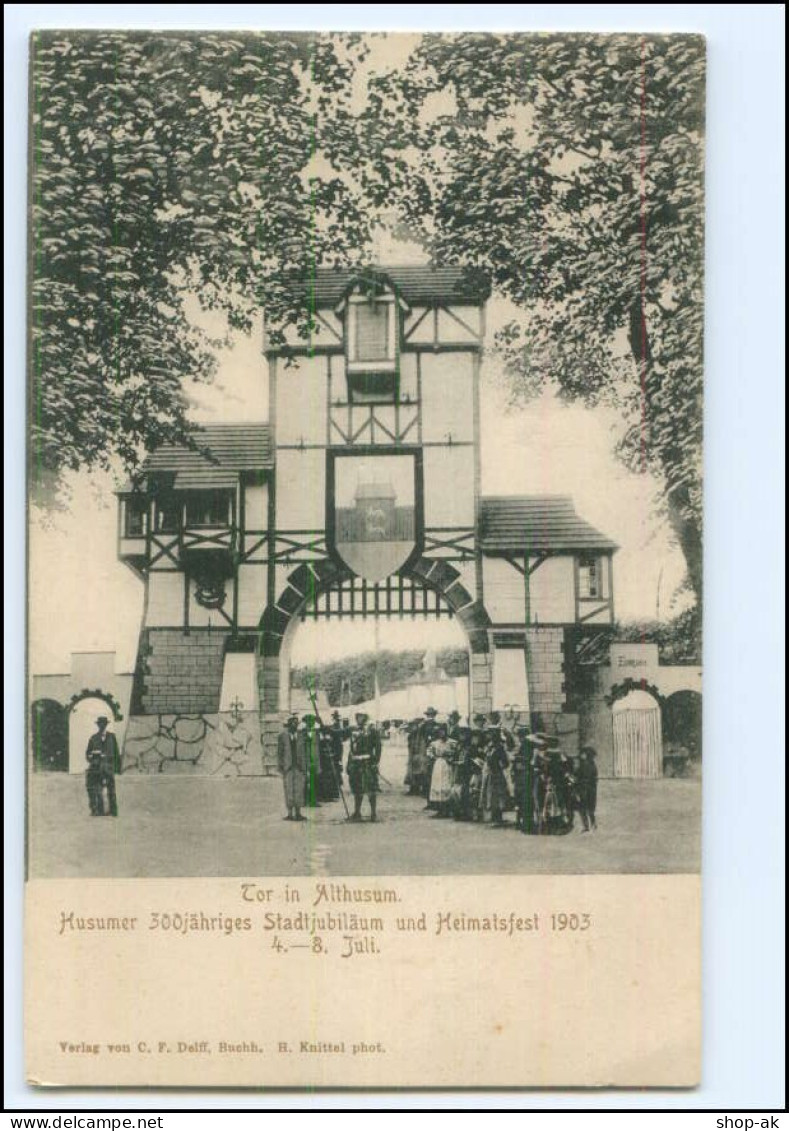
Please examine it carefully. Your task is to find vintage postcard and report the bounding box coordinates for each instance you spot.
[26,29,704,1088]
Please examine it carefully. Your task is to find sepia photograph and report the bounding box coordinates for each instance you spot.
[26,29,705,882]
[10,4,786,1107]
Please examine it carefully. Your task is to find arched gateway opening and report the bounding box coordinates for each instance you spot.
[255,558,494,766]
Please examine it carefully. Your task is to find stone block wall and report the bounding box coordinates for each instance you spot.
[122,710,265,776]
[138,629,229,715]
[525,627,566,715]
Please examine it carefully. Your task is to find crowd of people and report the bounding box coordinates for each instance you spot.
[403,707,598,834]
[83,702,598,834]
[276,704,598,834]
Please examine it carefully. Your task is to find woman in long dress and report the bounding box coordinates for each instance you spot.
[427,724,454,817]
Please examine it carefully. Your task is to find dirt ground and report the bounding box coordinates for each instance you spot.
[28,737,701,878]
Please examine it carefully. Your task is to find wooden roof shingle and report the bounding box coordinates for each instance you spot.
[142,423,274,480]
[480,495,618,553]
[288,265,490,309]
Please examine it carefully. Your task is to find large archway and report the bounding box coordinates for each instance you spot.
[256,558,495,767]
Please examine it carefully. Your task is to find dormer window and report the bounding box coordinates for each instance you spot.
[352,300,394,364]
[338,276,409,404]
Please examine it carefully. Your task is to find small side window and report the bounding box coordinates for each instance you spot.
[578,555,602,599]
[124,497,147,537]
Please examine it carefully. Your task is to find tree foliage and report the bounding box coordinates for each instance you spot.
[355,33,705,603]
[616,607,702,666]
[30,31,371,494]
[31,32,706,613]
[292,646,468,708]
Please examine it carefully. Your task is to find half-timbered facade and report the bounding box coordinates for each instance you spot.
[118,266,618,768]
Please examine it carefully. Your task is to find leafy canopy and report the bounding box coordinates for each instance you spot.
[352,33,705,600]
[30,31,371,494]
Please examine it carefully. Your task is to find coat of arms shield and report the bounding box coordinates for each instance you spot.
[330,452,420,583]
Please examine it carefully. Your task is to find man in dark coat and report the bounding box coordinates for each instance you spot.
[577,747,599,831]
[347,712,381,822]
[85,715,120,817]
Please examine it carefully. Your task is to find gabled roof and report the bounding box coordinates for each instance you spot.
[480,496,618,553]
[289,265,490,309]
[133,423,274,486]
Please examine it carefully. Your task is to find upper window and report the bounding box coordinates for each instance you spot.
[184,491,232,528]
[346,298,397,368]
[124,497,147,537]
[339,278,409,404]
[354,302,391,362]
[578,555,604,599]
[345,298,399,403]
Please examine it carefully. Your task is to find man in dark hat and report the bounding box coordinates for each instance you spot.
[85,715,120,816]
[347,712,381,821]
[277,713,306,821]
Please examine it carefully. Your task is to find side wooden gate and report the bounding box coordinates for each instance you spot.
[612,690,662,778]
